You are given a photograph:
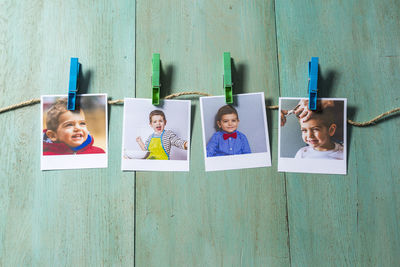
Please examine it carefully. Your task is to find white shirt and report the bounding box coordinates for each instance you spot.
[295,142,344,160]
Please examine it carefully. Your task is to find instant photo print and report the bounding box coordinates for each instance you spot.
[200,92,272,172]
[41,94,108,170]
[278,97,347,175]
[121,98,191,172]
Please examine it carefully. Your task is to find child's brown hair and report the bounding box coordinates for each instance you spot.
[149,110,166,123]
[46,98,81,131]
[216,105,239,122]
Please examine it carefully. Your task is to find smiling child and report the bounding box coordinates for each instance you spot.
[43,98,105,155]
[295,106,343,160]
[136,110,188,160]
[206,105,251,157]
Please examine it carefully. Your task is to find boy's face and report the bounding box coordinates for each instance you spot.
[300,118,336,151]
[47,111,89,148]
[150,115,166,134]
[217,113,239,133]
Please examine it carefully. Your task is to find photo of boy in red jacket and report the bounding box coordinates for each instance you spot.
[43,98,105,155]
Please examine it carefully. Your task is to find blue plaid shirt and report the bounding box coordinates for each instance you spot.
[206,130,251,157]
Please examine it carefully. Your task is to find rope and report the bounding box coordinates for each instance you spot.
[107,99,124,105]
[0,92,398,127]
[0,98,40,113]
[164,91,212,99]
[347,107,400,126]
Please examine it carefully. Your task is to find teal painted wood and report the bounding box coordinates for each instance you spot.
[275,0,400,266]
[2,0,399,266]
[135,0,290,266]
[0,1,135,266]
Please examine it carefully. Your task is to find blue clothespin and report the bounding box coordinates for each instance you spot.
[67,58,80,110]
[308,57,318,110]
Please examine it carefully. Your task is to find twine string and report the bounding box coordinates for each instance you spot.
[0,92,398,127]
[0,98,41,114]
[347,107,400,126]
[164,91,212,99]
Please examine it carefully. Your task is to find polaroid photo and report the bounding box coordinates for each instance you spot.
[41,94,108,170]
[121,98,191,172]
[200,92,272,172]
[278,97,347,175]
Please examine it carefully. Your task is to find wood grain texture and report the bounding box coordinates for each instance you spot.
[0,1,135,266]
[1,0,399,266]
[275,0,400,266]
[135,0,290,266]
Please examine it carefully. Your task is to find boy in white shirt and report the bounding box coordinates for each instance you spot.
[294,106,343,160]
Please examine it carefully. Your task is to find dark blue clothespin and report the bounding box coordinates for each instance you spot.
[308,57,318,110]
[67,58,80,110]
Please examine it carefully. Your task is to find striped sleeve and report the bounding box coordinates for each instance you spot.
[164,130,186,151]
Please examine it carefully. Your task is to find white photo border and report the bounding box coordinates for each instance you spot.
[40,94,108,170]
[121,98,191,172]
[200,92,272,172]
[277,97,347,175]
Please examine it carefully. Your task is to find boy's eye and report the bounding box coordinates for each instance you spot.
[80,122,86,126]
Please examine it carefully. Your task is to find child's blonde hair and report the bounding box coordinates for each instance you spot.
[46,98,81,131]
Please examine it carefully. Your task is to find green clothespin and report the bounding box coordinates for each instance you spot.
[223,52,233,104]
[152,53,160,105]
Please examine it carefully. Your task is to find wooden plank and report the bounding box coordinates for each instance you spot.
[275,0,400,266]
[0,1,135,266]
[135,0,290,266]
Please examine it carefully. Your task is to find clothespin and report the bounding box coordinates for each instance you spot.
[223,52,233,104]
[152,53,161,105]
[67,57,80,110]
[308,57,318,110]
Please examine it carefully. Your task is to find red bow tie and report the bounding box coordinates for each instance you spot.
[223,132,237,140]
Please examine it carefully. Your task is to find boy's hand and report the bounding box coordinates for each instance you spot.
[136,137,146,151]
[184,141,188,150]
[280,110,288,126]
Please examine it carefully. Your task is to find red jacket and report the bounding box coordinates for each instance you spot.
[43,130,105,155]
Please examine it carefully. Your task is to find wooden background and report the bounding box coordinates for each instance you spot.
[0,0,399,266]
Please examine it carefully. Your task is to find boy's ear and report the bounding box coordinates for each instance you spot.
[46,130,58,142]
[328,124,337,136]
[216,121,222,128]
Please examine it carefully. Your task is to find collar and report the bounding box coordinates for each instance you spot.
[71,134,92,152]
[152,129,165,137]
[221,130,238,135]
